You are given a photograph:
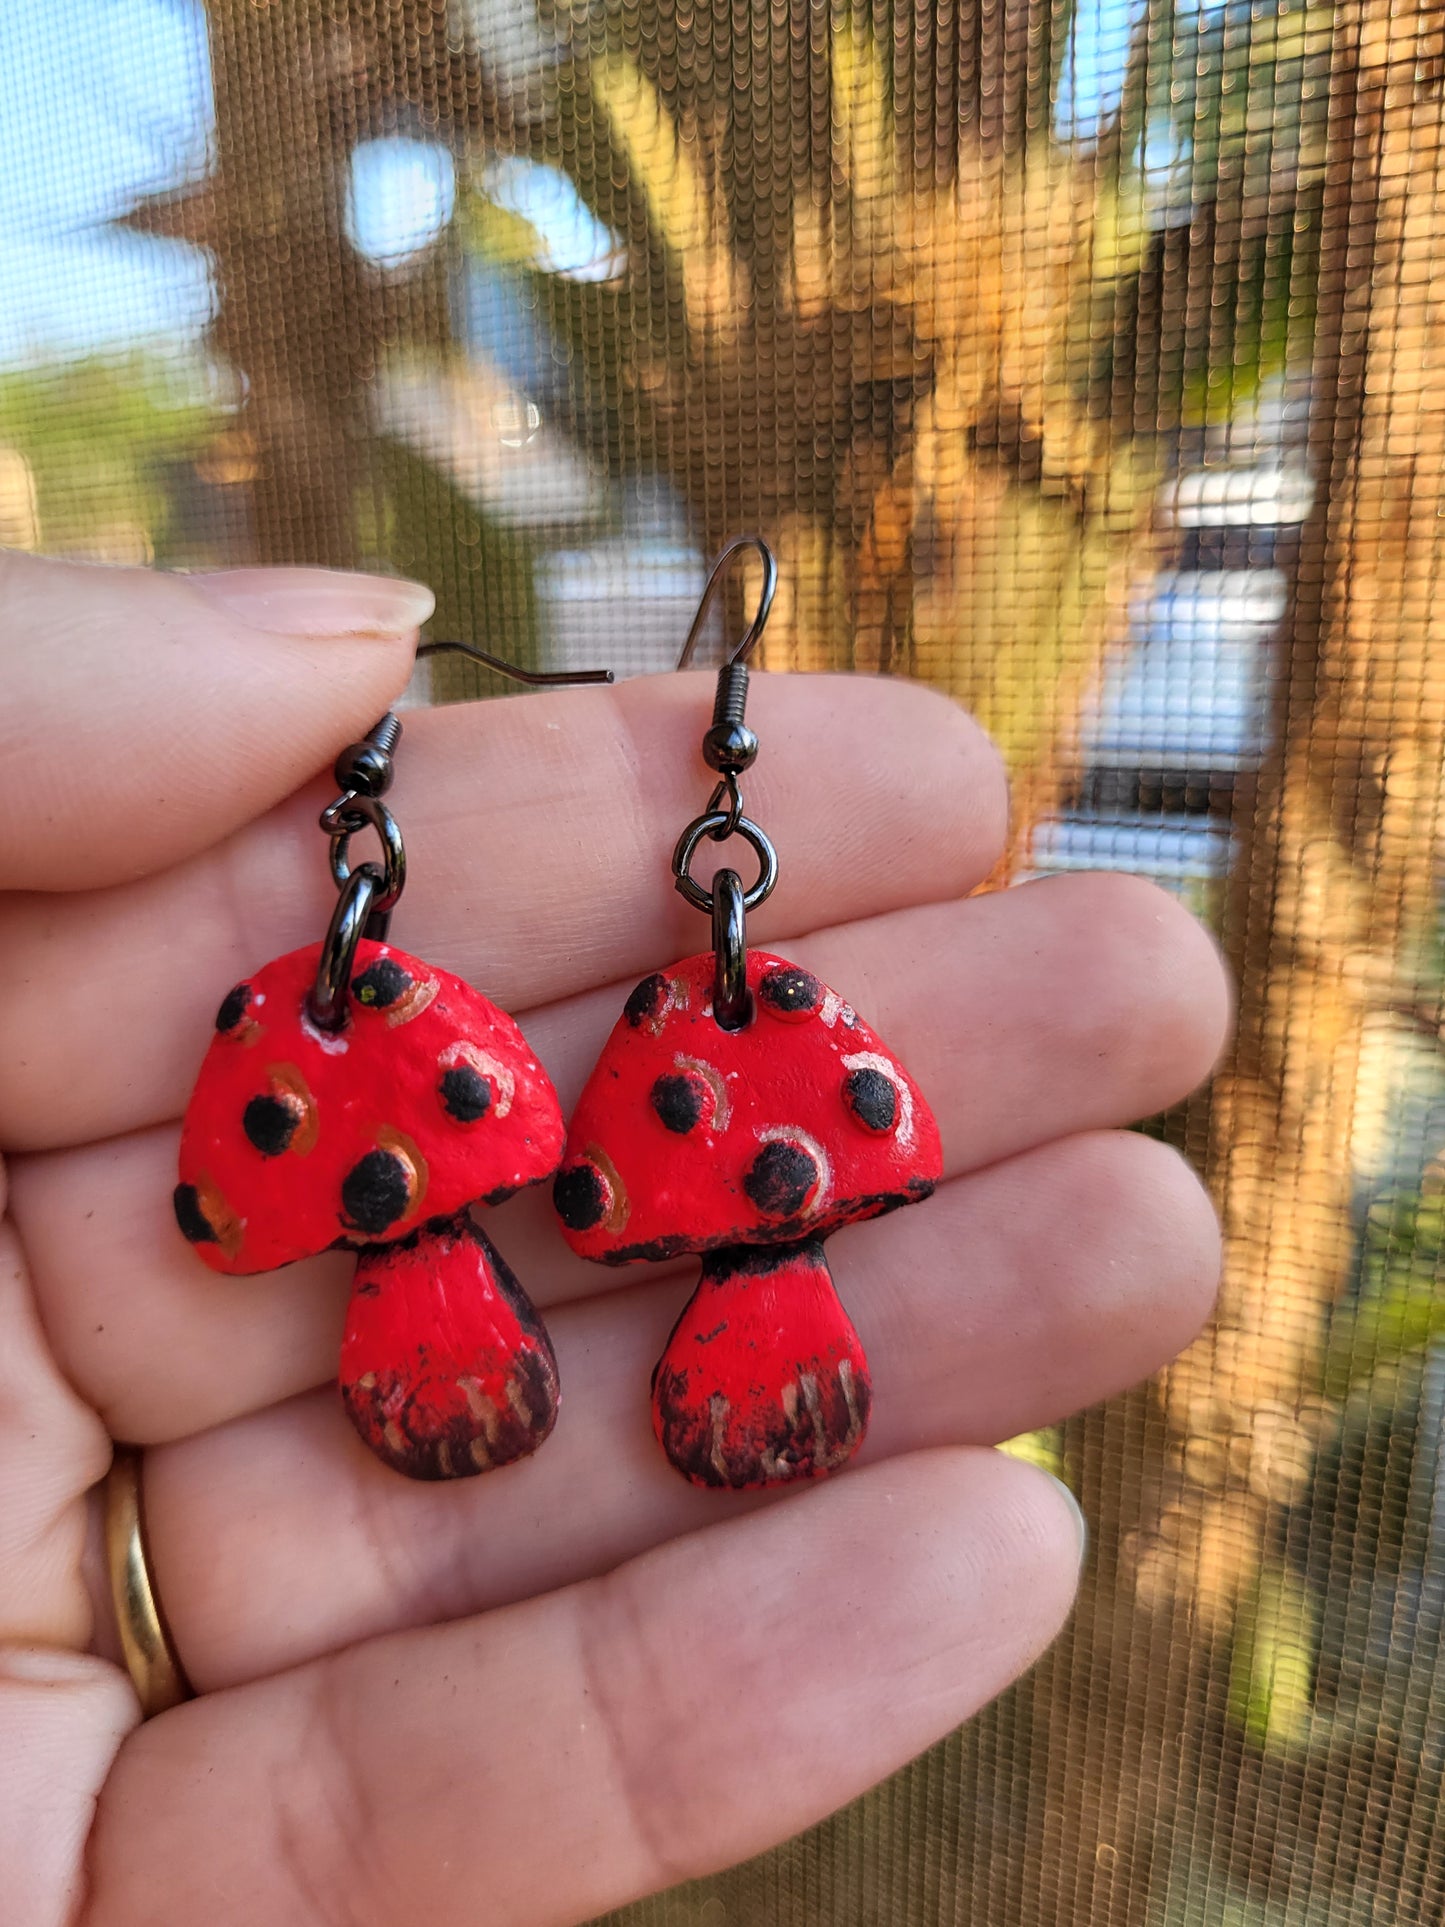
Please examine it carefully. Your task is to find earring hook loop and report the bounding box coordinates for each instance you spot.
[675,535,778,670]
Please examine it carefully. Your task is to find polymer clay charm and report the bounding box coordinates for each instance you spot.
[553,538,941,1490]
[555,950,941,1488]
[177,937,564,1478]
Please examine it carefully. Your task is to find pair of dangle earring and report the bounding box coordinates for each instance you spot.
[174,641,612,1480]
[174,543,940,1492]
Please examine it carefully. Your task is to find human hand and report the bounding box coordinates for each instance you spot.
[0,553,1228,1926]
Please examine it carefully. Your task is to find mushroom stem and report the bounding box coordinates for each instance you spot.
[340,1214,560,1480]
[650,1238,872,1491]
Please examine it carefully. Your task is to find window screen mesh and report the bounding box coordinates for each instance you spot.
[6,0,1445,1919]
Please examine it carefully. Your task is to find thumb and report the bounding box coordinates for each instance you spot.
[0,554,432,891]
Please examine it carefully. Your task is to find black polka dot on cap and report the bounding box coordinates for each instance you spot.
[758,967,823,1021]
[439,1064,493,1124]
[744,1140,820,1219]
[554,1161,611,1231]
[352,958,413,1010]
[341,1148,414,1235]
[242,1091,304,1157]
[215,983,253,1035]
[650,1072,707,1135]
[173,1182,217,1245]
[843,1067,898,1134]
[623,972,670,1029]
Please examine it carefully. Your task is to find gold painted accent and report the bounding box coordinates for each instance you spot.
[265,1061,319,1155]
[439,1041,515,1118]
[459,1375,489,1422]
[103,1447,193,1719]
[673,1053,731,1132]
[385,976,439,1027]
[754,1125,831,1220]
[584,1141,632,1232]
[375,1124,430,1220]
[461,1379,504,1444]
[190,1170,244,1260]
[638,975,684,1036]
[469,1435,493,1471]
[837,1358,862,1441]
[505,1376,534,1429]
[798,1372,828,1470]
[816,1362,865,1470]
[709,1392,731,1481]
[841,1048,915,1148]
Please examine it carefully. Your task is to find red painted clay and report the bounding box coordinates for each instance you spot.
[554,949,940,1489]
[340,1215,559,1480]
[176,940,562,1273]
[650,1240,871,1489]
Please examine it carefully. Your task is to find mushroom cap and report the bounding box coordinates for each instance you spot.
[176,940,563,1275]
[554,950,941,1264]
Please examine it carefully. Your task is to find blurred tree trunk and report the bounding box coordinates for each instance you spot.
[201,0,374,566]
[1138,0,1445,1652]
[196,0,478,568]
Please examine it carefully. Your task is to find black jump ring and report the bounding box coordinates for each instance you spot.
[672,811,779,914]
[711,868,750,1030]
[328,793,406,914]
[309,865,380,1031]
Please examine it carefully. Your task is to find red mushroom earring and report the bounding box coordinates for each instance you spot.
[174,640,612,1479]
[553,539,943,1490]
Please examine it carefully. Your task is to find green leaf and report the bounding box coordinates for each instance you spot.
[1227,1560,1319,1751]
[1323,1290,1445,1400]
[998,1428,1067,1478]
[0,351,217,562]
[1322,1186,1445,1395]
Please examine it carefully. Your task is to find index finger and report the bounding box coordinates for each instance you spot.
[0,556,429,891]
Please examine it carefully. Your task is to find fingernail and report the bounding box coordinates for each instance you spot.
[1043,1473,1090,1577]
[189,568,435,639]
[0,1644,106,1685]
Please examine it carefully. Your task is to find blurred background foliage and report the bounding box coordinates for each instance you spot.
[6,0,1445,1917]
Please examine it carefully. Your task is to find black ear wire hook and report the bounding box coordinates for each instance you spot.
[673,534,777,787]
[309,638,614,1026]
[417,639,614,687]
[340,637,614,790]
[675,533,778,671]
